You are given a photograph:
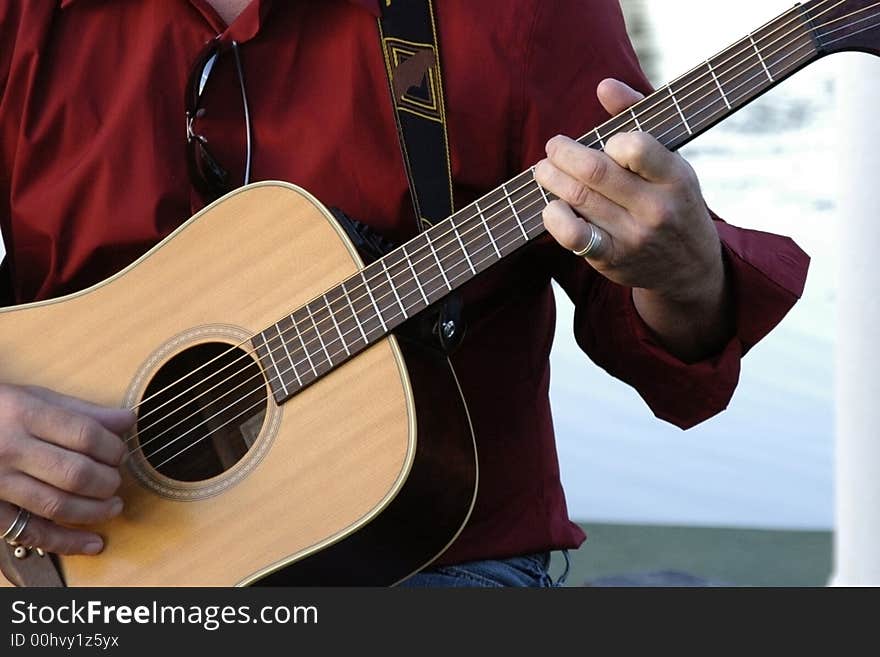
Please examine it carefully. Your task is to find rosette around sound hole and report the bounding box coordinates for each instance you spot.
[134,342,268,482]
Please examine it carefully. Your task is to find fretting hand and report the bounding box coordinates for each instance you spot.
[535,78,732,361]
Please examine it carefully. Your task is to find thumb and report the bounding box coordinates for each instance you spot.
[596,78,646,116]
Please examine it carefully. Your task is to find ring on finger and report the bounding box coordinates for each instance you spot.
[2,507,31,546]
[572,223,604,259]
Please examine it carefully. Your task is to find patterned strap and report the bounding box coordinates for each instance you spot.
[377,0,455,232]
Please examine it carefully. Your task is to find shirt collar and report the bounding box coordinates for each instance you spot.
[60,1,381,17]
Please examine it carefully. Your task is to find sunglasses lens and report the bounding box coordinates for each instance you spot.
[193,141,229,190]
[186,42,230,200]
[186,43,220,116]
[185,39,250,202]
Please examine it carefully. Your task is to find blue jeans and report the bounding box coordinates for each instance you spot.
[398,551,570,587]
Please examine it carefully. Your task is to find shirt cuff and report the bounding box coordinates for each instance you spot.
[601,223,809,429]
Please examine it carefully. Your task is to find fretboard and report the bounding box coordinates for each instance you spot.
[254,1,825,404]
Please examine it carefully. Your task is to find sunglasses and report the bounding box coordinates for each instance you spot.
[185,38,253,202]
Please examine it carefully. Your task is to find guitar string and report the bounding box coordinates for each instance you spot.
[138,37,838,466]
[127,5,839,444]
[144,209,545,468]
[134,43,821,454]
[130,14,838,451]
[139,0,879,462]
[124,0,837,423]
[130,1,847,438]
[132,5,847,453]
[819,5,880,42]
[147,5,880,463]
[129,0,851,435]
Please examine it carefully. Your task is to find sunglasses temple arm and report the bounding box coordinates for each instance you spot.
[232,41,252,186]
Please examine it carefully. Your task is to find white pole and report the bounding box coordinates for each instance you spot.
[831,53,880,587]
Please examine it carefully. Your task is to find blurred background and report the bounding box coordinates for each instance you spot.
[550,0,852,586]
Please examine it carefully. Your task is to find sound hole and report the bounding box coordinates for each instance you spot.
[136,342,268,482]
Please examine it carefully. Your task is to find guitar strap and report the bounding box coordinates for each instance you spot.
[377,0,464,352]
[0,544,64,587]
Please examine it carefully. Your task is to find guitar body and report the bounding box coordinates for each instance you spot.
[0,182,477,586]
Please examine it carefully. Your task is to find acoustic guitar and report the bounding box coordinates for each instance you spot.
[1,0,877,586]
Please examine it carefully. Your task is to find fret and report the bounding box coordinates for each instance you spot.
[530,167,551,205]
[380,258,408,319]
[430,215,474,286]
[450,219,476,274]
[276,323,301,386]
[606,93,673,146]
[706,59,732,109]
[360,271,388,333]
[604,113,637,136]
[306,303,334,367]
[322,294,349,357]
[425,234,452,291]
[324,285,362,361]
[663,64,724,145]
[250,3,827,407]
[473,201,501,258]
[509,175,546,234]
[710,37,769,111]
[261,333,288,396]
[753,13,817,80]
[385,245,427,309]
[748,33,774,81]
[479,187,526,258]
[668,86,692,135]
[502,182,529,240]
[340,281,369,345]
[290,311,318,377]
[630,107,643,131]
[252,333,283,399]
[346,277,384,338]
[403,235,446,301]
[400,243,428,305]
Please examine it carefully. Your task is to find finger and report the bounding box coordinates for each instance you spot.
[0,471,123,525]
[25,386,136,435]
[542,200,612,262]
[20,393,127,466]
[597,78,646,116]
[544,135,646,213]
[604,131,685,185]
[0,503,105,555]
[534,156,631,232]
[16,440,121,499]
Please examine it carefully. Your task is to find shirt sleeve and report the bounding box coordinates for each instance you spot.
[0,1,18,306]
[517,0,811,429]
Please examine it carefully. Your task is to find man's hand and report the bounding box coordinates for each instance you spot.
[535,78,732,361]
[0,384,134,555]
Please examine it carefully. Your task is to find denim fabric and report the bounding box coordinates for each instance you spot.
[399,550,570,588]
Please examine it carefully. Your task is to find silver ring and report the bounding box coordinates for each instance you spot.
[1,508,22,540]
[572,223,603,258]
[2,508,31,546]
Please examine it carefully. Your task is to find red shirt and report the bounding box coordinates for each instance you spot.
[0,0,808,566]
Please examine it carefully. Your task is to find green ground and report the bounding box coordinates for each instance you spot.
[552,522,833,587]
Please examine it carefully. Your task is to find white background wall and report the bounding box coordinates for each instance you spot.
[552,0,851,529]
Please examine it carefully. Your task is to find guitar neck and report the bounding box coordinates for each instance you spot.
[255,1,833,404]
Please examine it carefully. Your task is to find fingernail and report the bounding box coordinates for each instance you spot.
[84,541,103,555]
[110,498,123,515]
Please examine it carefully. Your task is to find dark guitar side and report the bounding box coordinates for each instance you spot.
[256,336,478,586]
